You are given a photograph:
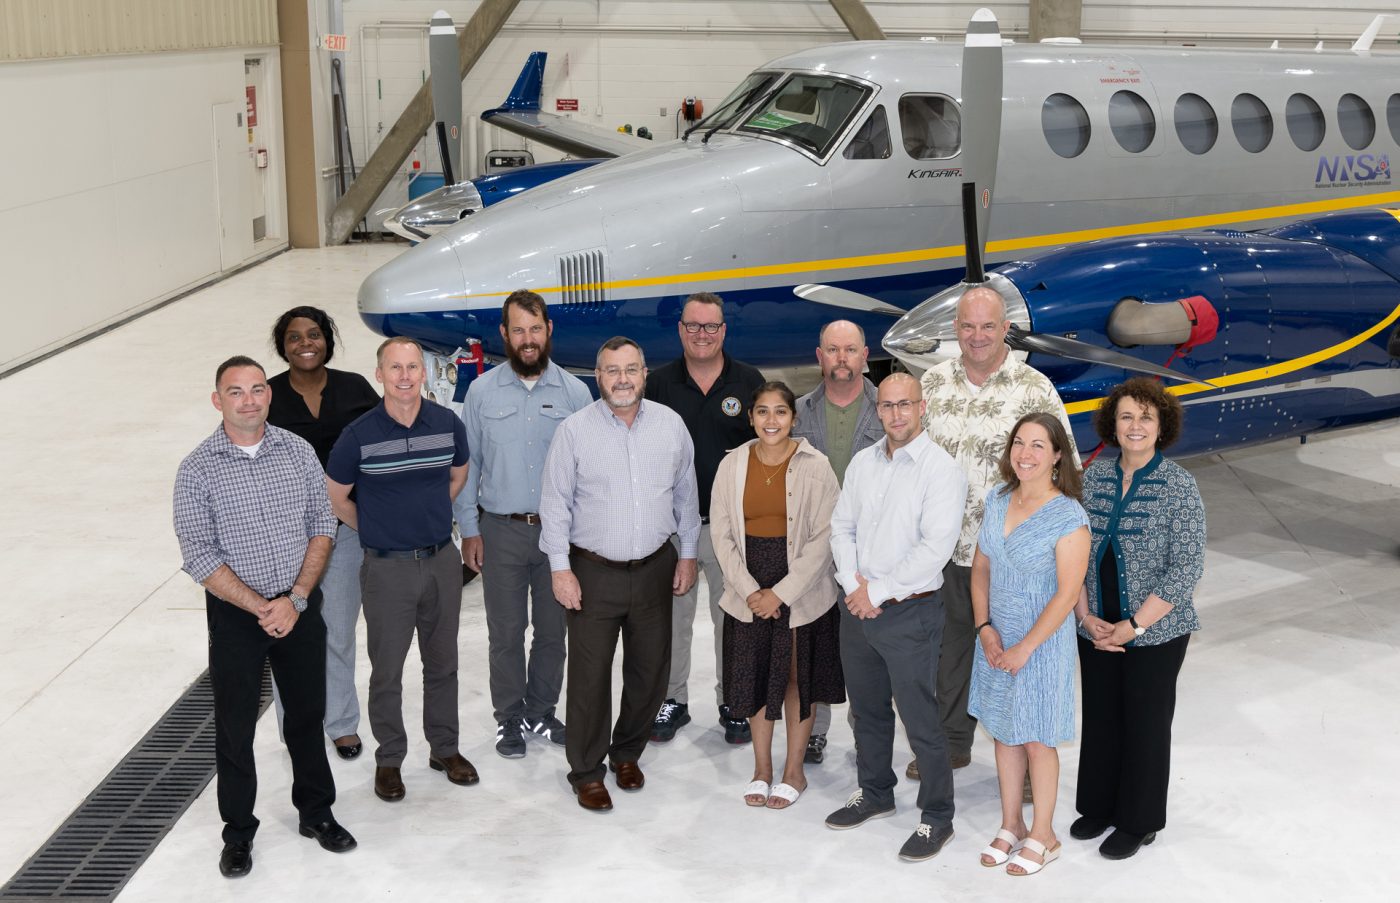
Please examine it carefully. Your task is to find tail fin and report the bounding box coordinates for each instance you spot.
[501,52,546,111]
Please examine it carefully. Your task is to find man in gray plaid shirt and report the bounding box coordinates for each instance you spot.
[174,355,357,879]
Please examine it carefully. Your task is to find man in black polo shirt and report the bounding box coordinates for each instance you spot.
[327,337,476,803]
[644,291,766,744]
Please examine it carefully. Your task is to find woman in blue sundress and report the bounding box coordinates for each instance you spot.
[969,412,1090,877]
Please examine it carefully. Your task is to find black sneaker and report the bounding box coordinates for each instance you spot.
[651,699,690,742]
[824,790,896,830]
[898,823,954,862]
[804,733,827,765]
[524,713,567,746]
[495,716,526,758]
[719,704,751,744]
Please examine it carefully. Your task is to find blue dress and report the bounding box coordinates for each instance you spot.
[967,486,1088,747]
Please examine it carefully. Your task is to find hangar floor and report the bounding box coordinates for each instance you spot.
[1,246,1396,901]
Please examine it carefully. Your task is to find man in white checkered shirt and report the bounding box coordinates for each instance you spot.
[173,355,356,879]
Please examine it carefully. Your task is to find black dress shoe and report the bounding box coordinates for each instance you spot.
[1070,815,1112,840]
[374,766,406,802]
[299,819,358,853]
[219,841,253,878]
[333,736,363,760]
[1099,828,1157,860]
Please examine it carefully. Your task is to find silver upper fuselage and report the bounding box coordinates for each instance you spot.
[360,39,1400,367]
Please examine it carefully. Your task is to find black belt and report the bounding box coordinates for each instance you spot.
[570,543,669,570]
[364,538,452,560]
[884,589,935,609]
[700,516,710,525]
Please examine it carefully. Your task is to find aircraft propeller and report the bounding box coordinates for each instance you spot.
[794,8,1211,388]
[430,10,463,186]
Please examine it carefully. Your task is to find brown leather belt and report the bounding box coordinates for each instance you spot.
[570,543,669,570]
[884,589,936,608]
[507,513,540,526]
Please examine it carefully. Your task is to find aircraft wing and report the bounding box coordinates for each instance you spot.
[480,52,655,159]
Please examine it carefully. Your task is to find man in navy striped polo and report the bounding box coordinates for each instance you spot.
[327,337,474,804]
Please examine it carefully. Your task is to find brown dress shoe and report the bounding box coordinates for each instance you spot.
[429,752,480,786]
[609,759,645,791]
[905,759,920,781]
[574,780,613,811]
[949,751,972,770]
[374,766,405,802]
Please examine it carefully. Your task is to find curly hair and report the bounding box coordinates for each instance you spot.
[271,306,337,364]
[1093,376,1183,449]
[996,412,1083,500]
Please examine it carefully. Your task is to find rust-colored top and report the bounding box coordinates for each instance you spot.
[743,444,795,537]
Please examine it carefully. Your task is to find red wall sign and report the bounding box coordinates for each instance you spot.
[556,98,579,111]
[245,86,257,127]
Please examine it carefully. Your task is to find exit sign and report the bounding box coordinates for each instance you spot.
[556,98,579,111]
[322,33,349,52]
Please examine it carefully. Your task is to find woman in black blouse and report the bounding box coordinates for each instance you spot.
[268,306,379,759]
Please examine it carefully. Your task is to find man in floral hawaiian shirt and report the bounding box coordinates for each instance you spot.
[918,286,1077,776]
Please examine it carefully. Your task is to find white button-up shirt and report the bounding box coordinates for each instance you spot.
[830,431,967,607]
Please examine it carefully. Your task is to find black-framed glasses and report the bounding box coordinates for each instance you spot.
[681,321,723,335]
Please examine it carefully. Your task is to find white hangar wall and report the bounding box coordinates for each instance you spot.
[3,1,1400,374]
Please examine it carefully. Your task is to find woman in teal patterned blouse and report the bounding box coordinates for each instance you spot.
[1071,377,1206,861]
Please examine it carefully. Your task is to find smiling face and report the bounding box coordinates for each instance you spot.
[816,320,868,387]
[1115,396,1161,457]
[283,317,328,373]
[1009,420,1061,488]
[678,299,725,364]
[212,365,270,440]
[955,287,1010,373]
[501,303,553,378]
[375,340,426,405]
[750,390,795,448]
[596,344,646,411]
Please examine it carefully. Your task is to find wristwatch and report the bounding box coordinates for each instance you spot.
[1129,614,1146,637]
[288,591,309,613]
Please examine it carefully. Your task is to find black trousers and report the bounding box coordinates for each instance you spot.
[839,597,955,829]
[1075,633,1190,835]
[206,589,335,843]
[935,562,977,757]
[564,544,676,788]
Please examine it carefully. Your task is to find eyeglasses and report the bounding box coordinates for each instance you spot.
[681,322,723,335]
[877,400,917,414]
[599,365,643,379]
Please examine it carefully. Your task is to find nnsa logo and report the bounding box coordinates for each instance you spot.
[1315,153,1391,185]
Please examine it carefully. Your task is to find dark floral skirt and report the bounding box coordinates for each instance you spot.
[722,534,845,721]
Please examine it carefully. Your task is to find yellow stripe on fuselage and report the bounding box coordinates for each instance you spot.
[447,189,1400,301]
[1062,298,1400,416]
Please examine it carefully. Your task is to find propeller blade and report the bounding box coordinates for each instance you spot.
[961,8,1003,262]
[1006,326,1214,387]
[793,284,905,317]
[429,10,463,185]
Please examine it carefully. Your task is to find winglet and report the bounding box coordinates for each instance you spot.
[500,52,546,111]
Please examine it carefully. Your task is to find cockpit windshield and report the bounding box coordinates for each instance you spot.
[734,74,873,158]
[688,71,783,136]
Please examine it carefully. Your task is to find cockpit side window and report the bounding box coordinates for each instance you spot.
[899,95,961,160]
[736,74,873,158]
[843,105,892,159]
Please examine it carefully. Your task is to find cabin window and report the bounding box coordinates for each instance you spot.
[899,95,961,159]
[1338,94,1376,150]
[1231,94,1273,153]
[1109,90,1156,153]
[1285,94,1325,151]
[1042,93,1090,158]
[1387,94,1400,144]
[843,104,892,159]
[1173,93,1218,154]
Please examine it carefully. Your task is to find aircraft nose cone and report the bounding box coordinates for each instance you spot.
[357,239,469,340]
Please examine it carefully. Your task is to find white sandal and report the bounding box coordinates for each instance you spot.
[1007,837,1061,876]
[980,828,1025,867]
[766,782,803,809]
[744,780,771,807]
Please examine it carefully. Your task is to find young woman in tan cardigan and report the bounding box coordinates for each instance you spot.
[710,382,845,809]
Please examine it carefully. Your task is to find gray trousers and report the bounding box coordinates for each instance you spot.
[839,596,955,828]
[360,544,463,766]
[935,562,977,758]
[666,524,724,707]
[273,521,363,740]
[479,513,566,723]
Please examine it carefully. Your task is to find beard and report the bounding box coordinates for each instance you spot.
[506,335,552,378]
[599,382,640,410]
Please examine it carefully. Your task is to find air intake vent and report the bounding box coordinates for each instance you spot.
[558,250,607,306]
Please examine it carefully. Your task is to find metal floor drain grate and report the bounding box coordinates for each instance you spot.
[2,667,271,901]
